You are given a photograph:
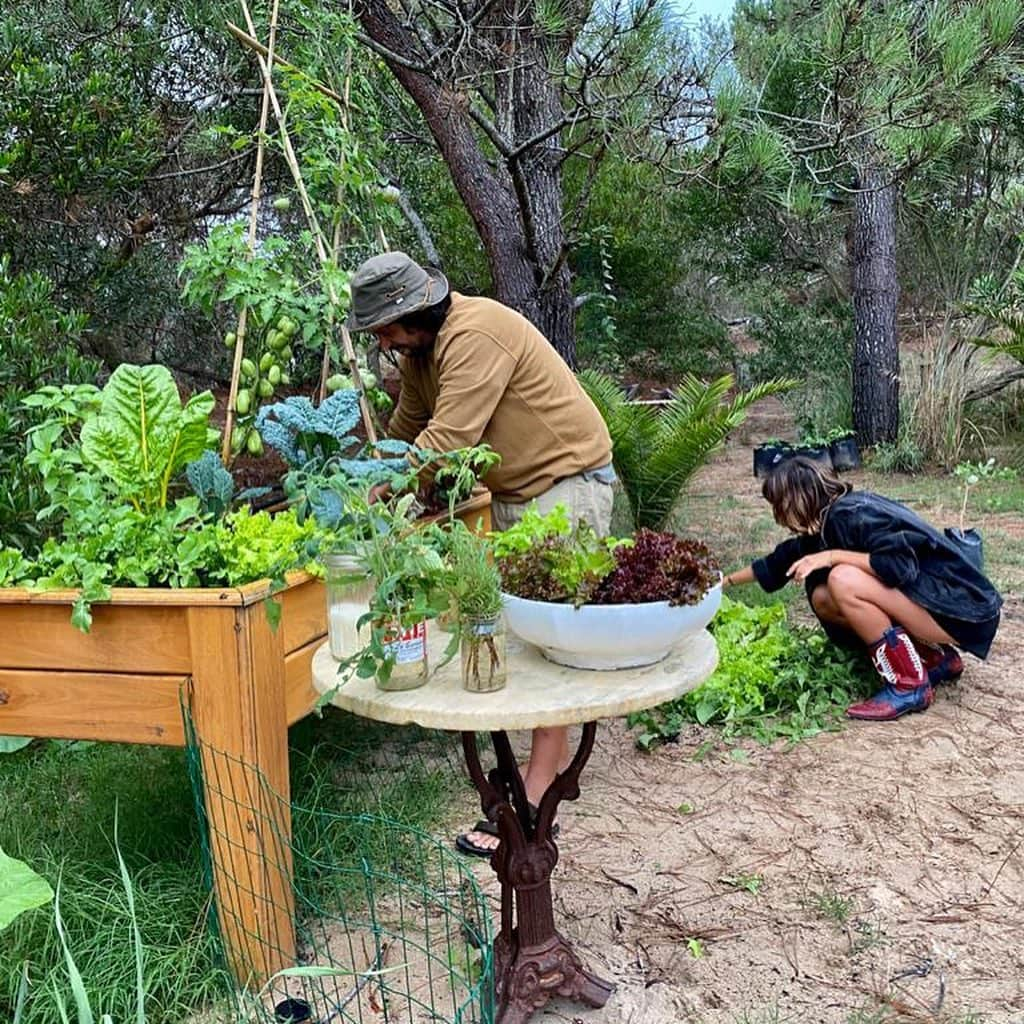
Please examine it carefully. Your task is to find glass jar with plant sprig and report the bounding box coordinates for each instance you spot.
[447,523,507,693]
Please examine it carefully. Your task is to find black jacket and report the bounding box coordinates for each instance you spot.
[753,491,1002,631]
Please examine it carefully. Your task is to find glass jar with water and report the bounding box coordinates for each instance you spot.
[323,553,373,661]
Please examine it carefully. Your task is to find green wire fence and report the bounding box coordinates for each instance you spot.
[184,712,495,1024]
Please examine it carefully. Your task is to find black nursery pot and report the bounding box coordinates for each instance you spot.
[829,436,861,472]
[753,443,791,478]
[795,446,834,472]
[944,527,984,571]
[274,999,314,1024]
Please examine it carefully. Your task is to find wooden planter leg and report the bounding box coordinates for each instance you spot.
[186,604,296,986]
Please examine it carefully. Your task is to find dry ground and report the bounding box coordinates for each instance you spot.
[465,416,1024,1024]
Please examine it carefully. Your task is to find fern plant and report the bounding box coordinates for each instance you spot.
[579,370,794,532]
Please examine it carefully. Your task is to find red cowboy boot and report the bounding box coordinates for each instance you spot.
[912,638,963,687]
[847,626,933,721]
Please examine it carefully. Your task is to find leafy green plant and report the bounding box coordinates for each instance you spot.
[0,847,53,931]
[429,445,501,514]
[627,597,876,747]
[445,523,502,621]
[580,369,794,531]
[257,389,411,477]
[79,365,217,512]
[185,450,270,520]
[315,479,454,687]
[0,368,329,630]
[824,428,855,444]
[488,503,572,558]
[0,259,98,554]
[494,505,628,606]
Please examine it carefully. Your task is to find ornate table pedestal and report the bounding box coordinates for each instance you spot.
[313,627,718,1024]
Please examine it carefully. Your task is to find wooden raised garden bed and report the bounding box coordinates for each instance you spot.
[0,490,491,986]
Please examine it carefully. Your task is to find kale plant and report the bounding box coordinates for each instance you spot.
[256,389,409,476]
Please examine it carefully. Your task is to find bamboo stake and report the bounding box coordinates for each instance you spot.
[224,22,353,110]
[221,0,282,465]
[238,3,377,443]
[319,45,354,407]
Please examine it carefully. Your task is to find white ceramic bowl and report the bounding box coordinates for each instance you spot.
[501,581,722,670]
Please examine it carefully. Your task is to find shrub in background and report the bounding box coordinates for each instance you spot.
[581,369,794,532]
[746,297,853,440]
[898,330,984,469]
[0,259,100,554]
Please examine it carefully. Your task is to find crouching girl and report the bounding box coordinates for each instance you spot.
[724,457,1002,721]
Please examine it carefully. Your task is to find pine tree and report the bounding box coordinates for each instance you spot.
[731,0,1021,445]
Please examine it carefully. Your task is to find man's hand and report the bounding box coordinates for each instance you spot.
[787,550,833,583]
[368,481,392,505]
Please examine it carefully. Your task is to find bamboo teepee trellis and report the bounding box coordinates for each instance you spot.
[221,0,381,463]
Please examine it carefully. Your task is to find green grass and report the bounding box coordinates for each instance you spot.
[0,741,225,1023]
[1,711,473,1024]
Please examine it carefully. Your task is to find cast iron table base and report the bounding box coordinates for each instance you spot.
[461,723,615,1024]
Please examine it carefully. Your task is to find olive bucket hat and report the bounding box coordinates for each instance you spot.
[345,251,450,332]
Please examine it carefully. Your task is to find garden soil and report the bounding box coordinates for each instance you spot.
[467,427,1024,1024]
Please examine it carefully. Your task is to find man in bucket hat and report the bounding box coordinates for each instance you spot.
[348,251,615,857]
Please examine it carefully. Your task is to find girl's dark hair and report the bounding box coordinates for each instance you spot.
[396,293,451,333]
[761,456,852,533]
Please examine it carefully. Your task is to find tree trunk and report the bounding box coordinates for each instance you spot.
[354,0,578,365]
[851,164,900,446]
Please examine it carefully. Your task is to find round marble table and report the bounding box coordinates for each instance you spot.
[312,627,718,1024]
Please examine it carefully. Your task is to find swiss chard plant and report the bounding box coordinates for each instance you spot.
[78,364,218,512]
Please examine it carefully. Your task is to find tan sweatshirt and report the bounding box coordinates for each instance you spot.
[387,293,612,502]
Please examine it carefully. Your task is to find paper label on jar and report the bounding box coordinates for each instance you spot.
[382,621,427,664]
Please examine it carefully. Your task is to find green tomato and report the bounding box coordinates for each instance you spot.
[277,316,297,337]
[371,388,394,413]
[259,351,274,373]
[240,357,257,379]
[257,378,274,397]
[231,425,247,452]
[266,330,282,350]
[280,372,292,385]
[360,371,378,390]
[224,331,236,349]
[246,431,265,455]
[273,196,291,211]
[279,345,293,363]
[267,365,282,385]
[325,373,351,393]
[235,389,251,415]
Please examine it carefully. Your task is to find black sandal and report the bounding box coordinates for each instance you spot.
[454,807,559,858]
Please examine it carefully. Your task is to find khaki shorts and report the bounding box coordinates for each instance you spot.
[491,473,614,535]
